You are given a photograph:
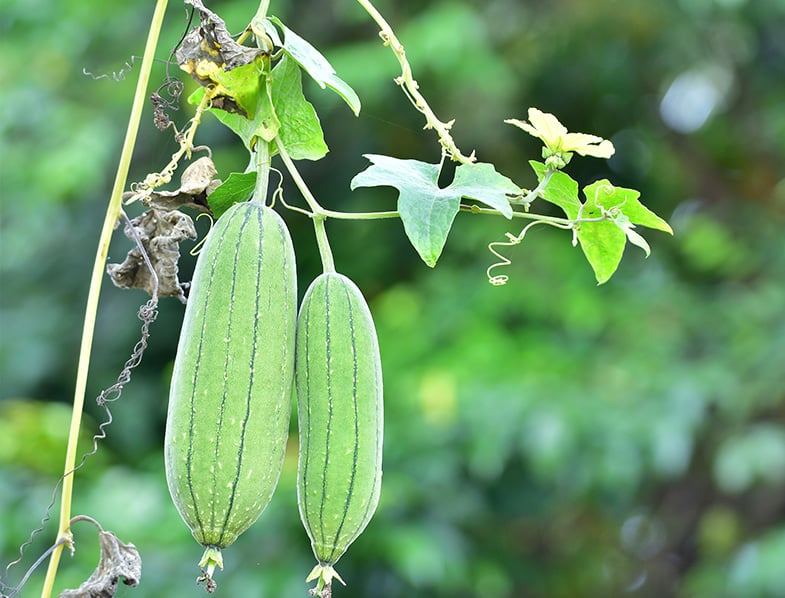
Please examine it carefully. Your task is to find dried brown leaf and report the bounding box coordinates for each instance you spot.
[178,0,266,79]
[58,530,141,598]
[106,208,196,303]
[146,156,220,212]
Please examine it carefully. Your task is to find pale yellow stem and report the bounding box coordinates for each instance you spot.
[355,0,475,164]
[39,1,169,596]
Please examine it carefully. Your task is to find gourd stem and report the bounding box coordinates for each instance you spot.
[252,141,272,205]
[39,1,169,596]
[313,216,336,274]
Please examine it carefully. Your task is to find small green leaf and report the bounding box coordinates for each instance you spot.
[450,163,517,218]
[266,16,361,116]
[528,168,670,283]
[352,155,460,267]
[206,172,257,218]
[530,161,581,218]
[271,54,328,161]
[576,181,662,283]
[583,179,673,235]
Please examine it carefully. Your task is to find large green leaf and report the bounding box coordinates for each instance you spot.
[352,155,455,267]
[352,156,519,266]
[190,54,328,160]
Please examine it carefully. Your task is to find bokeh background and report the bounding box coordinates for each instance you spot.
[2,0,784,596]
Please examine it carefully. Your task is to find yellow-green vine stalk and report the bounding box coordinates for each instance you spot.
[40,2,169,596]
[355,0,475,165]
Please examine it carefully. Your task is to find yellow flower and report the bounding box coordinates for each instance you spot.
[506,108,615,164]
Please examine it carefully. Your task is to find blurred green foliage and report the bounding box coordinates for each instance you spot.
[1,0,784,596]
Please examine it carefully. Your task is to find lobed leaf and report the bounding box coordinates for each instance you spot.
[583,179,673,234]
[352,156,530,266]
[450,162,517,218]
[352,155,458,267]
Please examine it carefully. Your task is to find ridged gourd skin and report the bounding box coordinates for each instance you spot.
[164,201,296,552]
[295,272,384,578]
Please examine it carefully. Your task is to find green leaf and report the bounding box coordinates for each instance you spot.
[352,155,460,267]
[191,81,279,151]
[530,161,581,218]
[528,166,672,283]
[450,163,517,218]
[576,181,661,284]
[192,55,327,161]
[576,219,627,284]
[207,56,265,118]
[270,54,328,161]
[265,16,361,116]
[352,157,533,265]
[579,180,673,280]
[206,172,257,219]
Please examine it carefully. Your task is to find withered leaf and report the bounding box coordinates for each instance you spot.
[58,530,141,598]
[146,156,220,212]
[106,208,196,303]
[178,0,267,116]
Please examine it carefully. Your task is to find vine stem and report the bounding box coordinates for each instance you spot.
[274,138,335,273]
[39,2,168,596]
[273,138,323,216]
[320,207,399,220]
[132,88,213,200]
[354,0,475,164]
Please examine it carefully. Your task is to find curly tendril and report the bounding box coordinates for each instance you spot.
[1,214,160,597]
[486,220,573,286]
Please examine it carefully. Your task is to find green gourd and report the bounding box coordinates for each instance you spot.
[164,201,296,590]
[295,272,384,596]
